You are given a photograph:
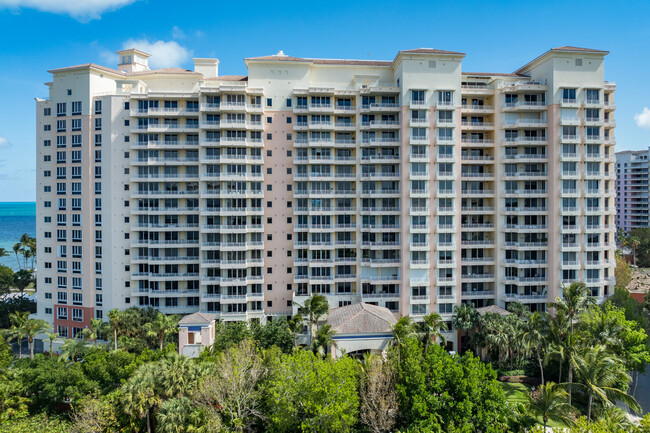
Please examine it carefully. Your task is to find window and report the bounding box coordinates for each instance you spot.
[44,107,51,116]
[586,89,600,104]
[57,307,68,320]
[43,139,51,147]
[438,91,453,105]
[286,98,292,107]
[56,119,66,132]
[94,134,102,146]
[411,90,425,104]
[94,118,102,131]
[266,98,272,107]
[56,136,66,147]
[96,294,103,306]
[72,309,83,322]
[72,292,83,305]
[71,101,82,115]
[71,118,82,131]
[94,100,102,114]
[56,102,66,117]
[95,150,102,162]
[562,88,577,102]
[57,291,68,304]
[71,135,82,147]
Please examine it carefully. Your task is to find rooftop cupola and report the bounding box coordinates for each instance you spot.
[116,48,151,73]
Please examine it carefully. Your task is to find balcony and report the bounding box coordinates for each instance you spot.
[461,290,495,297]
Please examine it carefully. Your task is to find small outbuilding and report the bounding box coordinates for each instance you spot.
[476,305,511,317]
[178,312,216,358]
[326,302,397,358]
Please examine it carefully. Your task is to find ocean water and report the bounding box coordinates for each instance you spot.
[0,202,36,271]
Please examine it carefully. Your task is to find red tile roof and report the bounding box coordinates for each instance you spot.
[399,48,465,55]
[462,72,528,78]
[48,63,124,75]
[551,46,609,54]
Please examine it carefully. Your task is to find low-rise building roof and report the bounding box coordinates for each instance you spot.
[327,302,397,334]
[178,312,216,325]
[476,305,511,316]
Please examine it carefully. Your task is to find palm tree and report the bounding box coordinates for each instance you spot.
[419,313,447,354]
[452,303,477,354]
[598,406,633,432]
[123,364,161,433]
[390,315,415,362]
[554,281,592,404]
[313,323,337,357]
[571,345,640,421]
[22,318,50,360]
[59,338,88,362]
[0,248,9,259]
[145,312,179,350]
[8,311,29,358]
[527,382,574,431]
[20,234,36,271]
[522,311,548,385]
[506,301,529,318]
[81,318,103,346]
[45,332,59,356]
[293,294,329,347]
[12,242,22,270]
[107,309,123,351]
[287,313,304,348]
[629,237,640,266]
[12,270,33,296]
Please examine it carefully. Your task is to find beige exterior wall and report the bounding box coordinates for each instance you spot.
[36,47,616,348]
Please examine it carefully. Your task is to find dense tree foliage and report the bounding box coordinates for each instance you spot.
[0,287,648,432]
[393,339,510,432]
[263,349,359,433]
[0,297,36,329]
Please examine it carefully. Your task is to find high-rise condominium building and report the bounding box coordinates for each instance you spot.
[616,148,650,231]
[35,46,616,349]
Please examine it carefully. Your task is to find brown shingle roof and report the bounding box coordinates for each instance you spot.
[179,312,216,325]
[476,305,511,317]
[327,302,397,334]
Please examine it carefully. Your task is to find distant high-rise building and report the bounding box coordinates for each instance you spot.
[35,46,616,350]
[616,148,650,231]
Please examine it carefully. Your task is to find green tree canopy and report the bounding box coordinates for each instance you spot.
[263,349,359,433]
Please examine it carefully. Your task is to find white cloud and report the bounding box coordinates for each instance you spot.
[122,39,192,69]
[99,49,117,66]
[0,0,139,21]
[634,107,650,130]
[0,137,11,149]
[172,26,186,40]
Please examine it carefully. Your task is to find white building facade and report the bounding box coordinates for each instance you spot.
[35,46,616,348]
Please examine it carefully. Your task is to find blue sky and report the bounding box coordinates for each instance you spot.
[0,0,649,202]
